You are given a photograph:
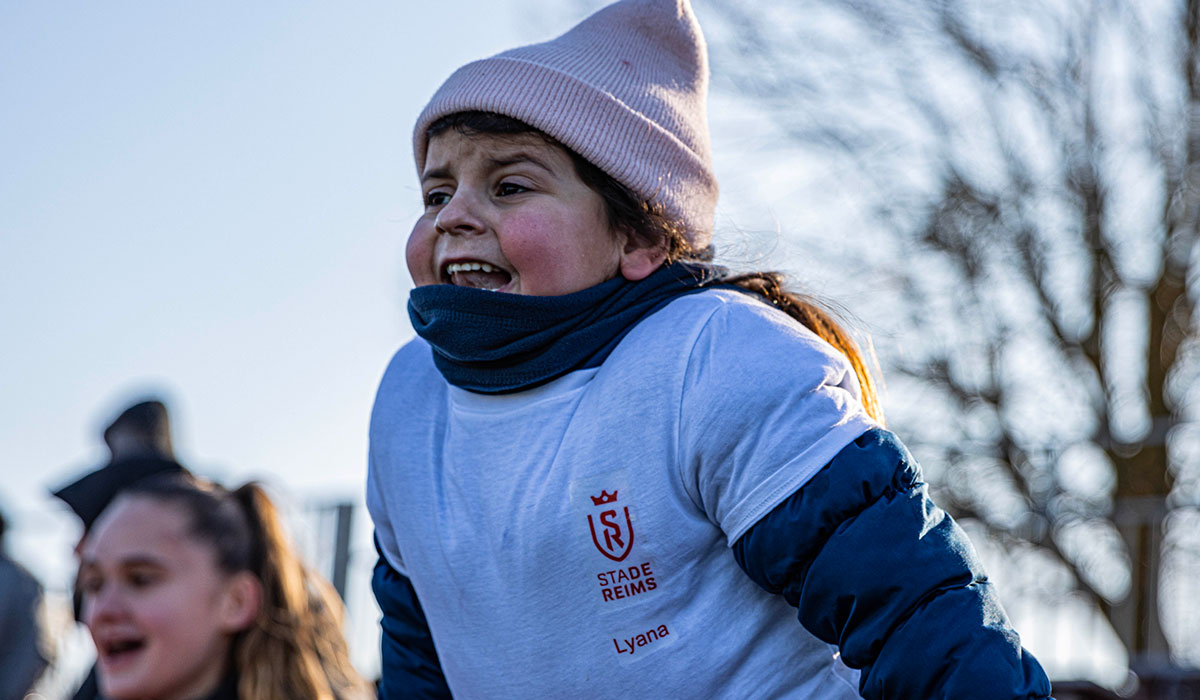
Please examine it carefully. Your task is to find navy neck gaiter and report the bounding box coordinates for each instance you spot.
[407,262,723,394]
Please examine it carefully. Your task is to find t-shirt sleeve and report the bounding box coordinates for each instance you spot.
[366,450,408,576]
[677,297,877,544]
[366,341,434,578]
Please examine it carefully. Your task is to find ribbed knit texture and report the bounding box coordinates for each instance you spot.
[413,0,718,248]
[407,262,722,393]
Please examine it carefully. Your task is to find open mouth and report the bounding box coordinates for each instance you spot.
[100,638,147,667]
[443,261,513,291]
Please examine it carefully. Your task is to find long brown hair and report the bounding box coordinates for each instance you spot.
[427,111,885,423]
[123,474,372,700]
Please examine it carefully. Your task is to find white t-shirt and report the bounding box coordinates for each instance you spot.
[367,289,877,699]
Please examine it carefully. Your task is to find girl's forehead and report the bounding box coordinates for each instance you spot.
[423,130,571,173]
[84,497,195,560]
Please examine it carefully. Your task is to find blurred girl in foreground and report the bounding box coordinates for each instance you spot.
[79,472,372,700]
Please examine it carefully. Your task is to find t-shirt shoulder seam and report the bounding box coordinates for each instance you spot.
[721,418,876,545]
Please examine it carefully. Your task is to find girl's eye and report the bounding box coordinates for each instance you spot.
[79,575,102,595]
[128,570,160,588]
[496,182,528,197]
[424,191,451,207]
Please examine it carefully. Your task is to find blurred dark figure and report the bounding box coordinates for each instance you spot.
[102,398,173,460]
[55,399,180,530]
[0,508,51,699]
[50,398,187,700]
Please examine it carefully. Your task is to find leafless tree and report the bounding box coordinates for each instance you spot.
[700,0,1200,671]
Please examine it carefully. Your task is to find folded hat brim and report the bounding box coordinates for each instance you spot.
[51,456,187,530]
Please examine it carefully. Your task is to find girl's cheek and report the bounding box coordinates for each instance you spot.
[497,214,560,269]
[406,221,437,285]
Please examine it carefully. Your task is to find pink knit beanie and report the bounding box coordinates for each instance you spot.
[412,0,718,249]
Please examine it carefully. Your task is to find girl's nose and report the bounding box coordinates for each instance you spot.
[434,191,485,236]
[84,584,125,626]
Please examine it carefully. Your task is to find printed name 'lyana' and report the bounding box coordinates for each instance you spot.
[612,624,670,655]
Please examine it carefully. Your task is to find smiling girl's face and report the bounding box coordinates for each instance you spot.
[80,496,257,700]
[408,130,663,296]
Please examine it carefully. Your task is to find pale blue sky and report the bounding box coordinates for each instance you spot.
[0,0,577,681]
[1,0,534,574]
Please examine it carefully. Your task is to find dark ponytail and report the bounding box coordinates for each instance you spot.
[231,482,368,700]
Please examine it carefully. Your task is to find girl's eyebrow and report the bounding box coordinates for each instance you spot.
[486,152,554,173]
[421,167,452,184]
[81,553,168,569]
[118,555,167,568]
[421,151,556,185]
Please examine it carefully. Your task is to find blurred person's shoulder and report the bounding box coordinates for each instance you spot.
[0,552,41,600]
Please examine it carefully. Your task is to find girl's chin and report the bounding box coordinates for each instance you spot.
[97,646,156,698]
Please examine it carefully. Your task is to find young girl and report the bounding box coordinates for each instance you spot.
[367,0,1053,697]
[80,473,373,700]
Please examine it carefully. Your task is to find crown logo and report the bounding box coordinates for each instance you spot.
[590,490,618,506]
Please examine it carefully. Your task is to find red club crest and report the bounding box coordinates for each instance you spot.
[587,490,634,562]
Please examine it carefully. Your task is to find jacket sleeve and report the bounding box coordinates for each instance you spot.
[371,541,453,699]
[732,428,1053,700]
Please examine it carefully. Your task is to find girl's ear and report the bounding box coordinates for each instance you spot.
[617,229,668,282]
[218,572,262,633]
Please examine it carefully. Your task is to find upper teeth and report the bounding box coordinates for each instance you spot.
[446,262,498,274]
